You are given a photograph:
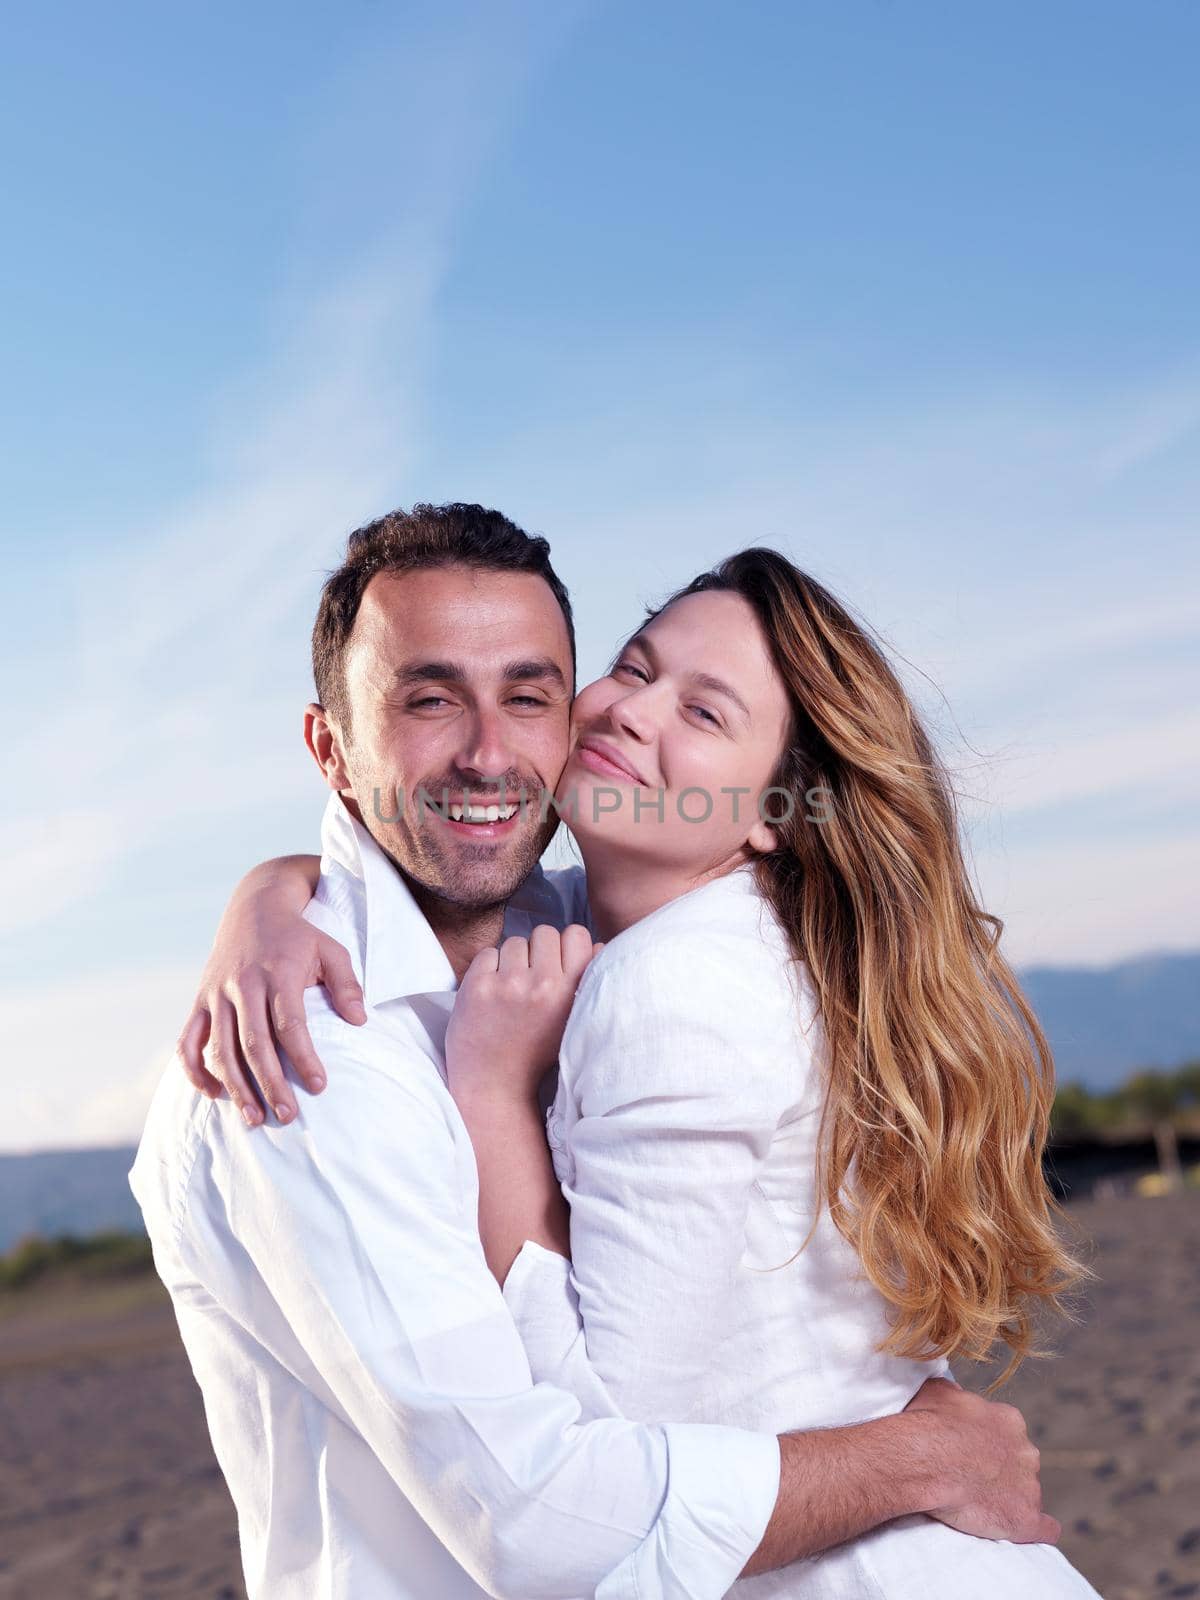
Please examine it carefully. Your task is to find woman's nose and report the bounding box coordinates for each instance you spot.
[608,686,656,744]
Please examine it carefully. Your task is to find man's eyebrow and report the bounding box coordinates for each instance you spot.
[393,658,568,691]
[503,658,569,690]
[393,661,466,686]
[625,633,752,725]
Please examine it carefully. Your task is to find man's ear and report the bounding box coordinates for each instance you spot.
[304,703,353,791]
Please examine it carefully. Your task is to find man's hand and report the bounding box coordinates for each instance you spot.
[745,1376,1058,1578]
[904,1377,1060,1544]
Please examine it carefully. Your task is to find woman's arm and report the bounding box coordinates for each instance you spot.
[452,1086,571,1279]
[445,924,598,1281]
[176,854,365,1124]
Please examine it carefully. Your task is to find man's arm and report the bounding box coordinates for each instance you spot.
[748,1387,1057,1574]
[189,1012,779,1600]
[500,1243,1057,1578]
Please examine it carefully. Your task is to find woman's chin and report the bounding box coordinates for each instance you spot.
[560,792,638,855]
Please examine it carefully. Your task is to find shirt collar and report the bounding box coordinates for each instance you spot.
[318,793,458,1006]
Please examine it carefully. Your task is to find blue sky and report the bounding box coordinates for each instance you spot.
[4,0,1198,1150]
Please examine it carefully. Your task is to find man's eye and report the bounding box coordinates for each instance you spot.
[509,695,547,708]
[409,696,452,710]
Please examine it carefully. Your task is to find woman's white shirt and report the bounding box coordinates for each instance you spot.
[504,863,1101,1599]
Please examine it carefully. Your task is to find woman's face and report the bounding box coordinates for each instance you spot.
[559,589,794,876]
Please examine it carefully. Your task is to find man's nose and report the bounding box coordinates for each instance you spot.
[457,708,516,781]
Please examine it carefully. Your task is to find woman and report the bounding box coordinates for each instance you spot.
[188,549,1098,1596]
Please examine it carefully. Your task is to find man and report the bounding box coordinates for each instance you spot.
[137,503,1056,1598]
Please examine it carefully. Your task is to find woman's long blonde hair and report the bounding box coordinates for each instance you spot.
[651,549,1083,1378]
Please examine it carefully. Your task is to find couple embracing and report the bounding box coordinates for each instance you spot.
[132,502,1099,1598]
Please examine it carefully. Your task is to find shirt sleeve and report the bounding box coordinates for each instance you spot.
[187,1005,778,1600]
[505,940,800,1427]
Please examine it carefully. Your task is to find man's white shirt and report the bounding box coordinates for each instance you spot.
[130,793,779,1600]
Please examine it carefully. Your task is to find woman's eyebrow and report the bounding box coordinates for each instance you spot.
[626,633,751,725]
[690,672,751,724]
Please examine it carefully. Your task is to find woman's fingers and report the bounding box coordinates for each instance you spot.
[206,995,264,1127]
[559,924,595,983]
[236,991,298,1125]
[176,1007,222,1098]
[464,945,500,980]
[270,981,328,1095]
[528,923,564,973]
[319,934,367,1025]
[497,935,533,973]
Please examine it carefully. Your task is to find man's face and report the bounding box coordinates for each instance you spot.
[326,565,574,908]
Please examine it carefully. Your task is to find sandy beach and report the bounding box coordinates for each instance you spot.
[1,1190,1197,1600]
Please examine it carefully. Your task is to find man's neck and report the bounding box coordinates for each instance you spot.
[406,882,508,983]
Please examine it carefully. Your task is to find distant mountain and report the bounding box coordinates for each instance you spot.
[1019,949,1200,1092]
[1,952,1196,1249]
[0,1145,142,1255]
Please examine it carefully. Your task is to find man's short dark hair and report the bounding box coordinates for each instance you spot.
[312,502,576,732]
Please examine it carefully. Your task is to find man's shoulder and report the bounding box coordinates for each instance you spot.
[134,1012,461,1253]
[302,864,366,967]
[128,1059,215,1253]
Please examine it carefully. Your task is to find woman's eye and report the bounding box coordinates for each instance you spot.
[689,705,720,726]
[615,661,649,682]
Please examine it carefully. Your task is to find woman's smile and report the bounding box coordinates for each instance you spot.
[572,736,649,785]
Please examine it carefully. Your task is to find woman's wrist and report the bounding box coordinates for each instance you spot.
[449,1075,571,1281]
[449,1071,544,1124]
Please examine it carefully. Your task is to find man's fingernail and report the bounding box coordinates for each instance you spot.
[241,1104,260,1127]
[275,1103,294,1123]
[310,1074,326,1092]
[351,1003,366,1021]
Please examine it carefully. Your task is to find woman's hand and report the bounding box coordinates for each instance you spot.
[176,855,366,1127]
[445,923,601,1284]
[446,925,601,1110]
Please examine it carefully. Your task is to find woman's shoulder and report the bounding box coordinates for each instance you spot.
[573,865,815,1034]
[594,863,784,962]
[562,868,819,1121]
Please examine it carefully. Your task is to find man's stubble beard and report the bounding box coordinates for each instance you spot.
[400,810,556,910]
[345,765,560,912]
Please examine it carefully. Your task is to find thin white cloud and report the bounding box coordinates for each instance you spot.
[973,831,1200,968]
[954,706,1200,821]
[1094,373,1200,481]
[7,3,580,951]
[1,965,197,1153]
